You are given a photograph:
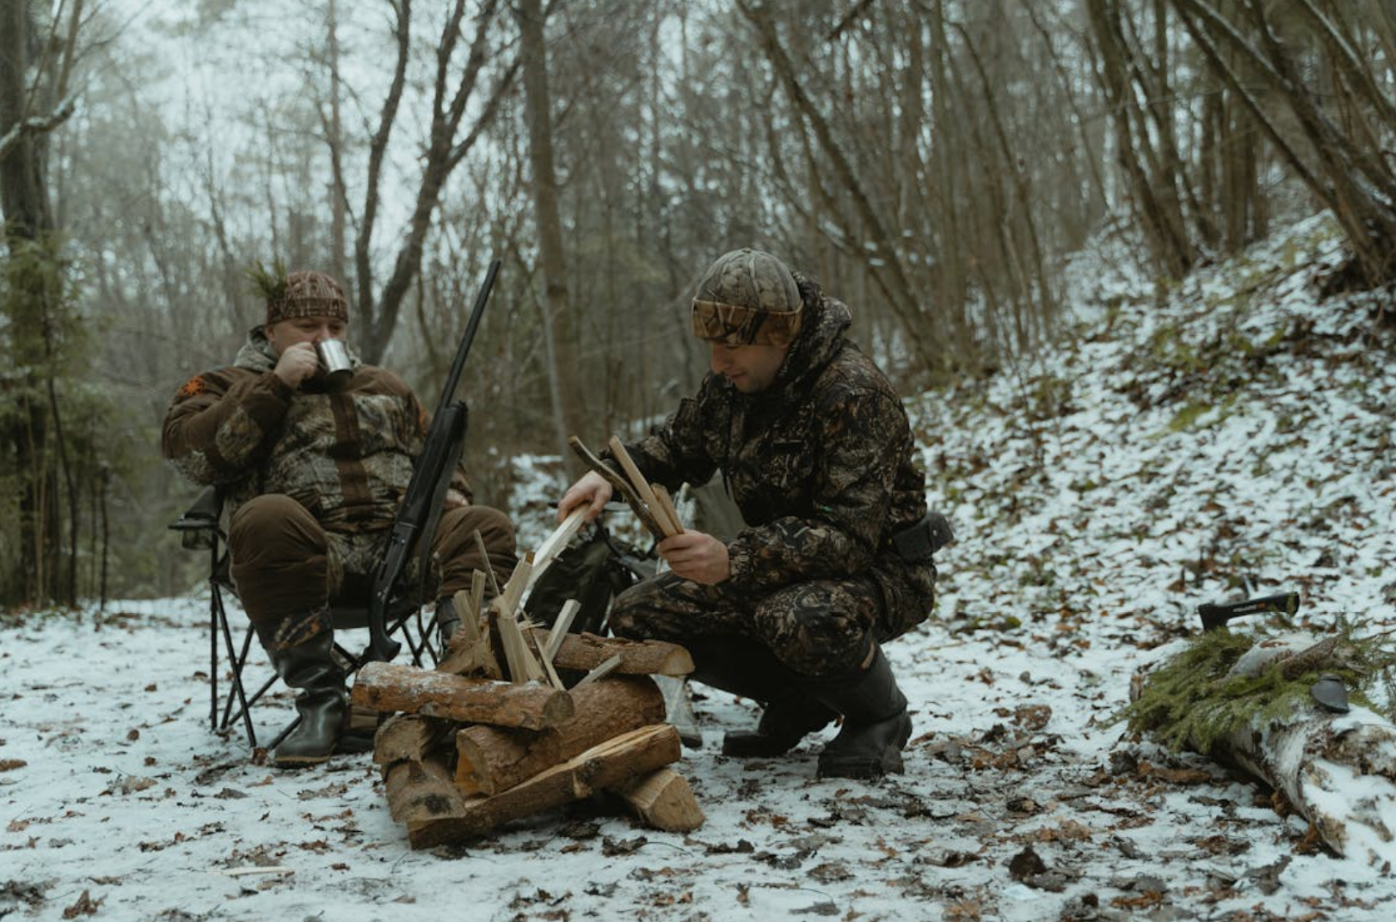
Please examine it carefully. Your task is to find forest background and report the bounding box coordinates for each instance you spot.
[2,0,1394,609]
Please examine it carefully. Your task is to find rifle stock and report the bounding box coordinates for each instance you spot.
[362,260,501,664]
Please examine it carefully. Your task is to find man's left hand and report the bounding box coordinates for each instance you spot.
[658,530,730,585]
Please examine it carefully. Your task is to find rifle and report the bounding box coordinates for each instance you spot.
[362,259,501,664]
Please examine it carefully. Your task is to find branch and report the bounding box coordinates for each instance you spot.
[0,94,77,163]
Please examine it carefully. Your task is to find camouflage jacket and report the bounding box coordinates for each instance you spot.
[162,328,470,532]
[625,283,929,596]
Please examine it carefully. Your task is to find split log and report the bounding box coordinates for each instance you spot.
[384,755,468,826]
[454,676,665,795]
[373,714,456,766]
[437,586,503,679]
[531,630,694,677]
[437,628,503,679]
[612,767,705,832]
[524,507,589,593]
[407,723,683,849]
[1125,629,1396,861]
[352,661,573,730]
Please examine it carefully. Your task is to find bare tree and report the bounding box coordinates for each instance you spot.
[351,0,519,364]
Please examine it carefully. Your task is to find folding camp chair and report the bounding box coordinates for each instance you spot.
[169,486,443,752]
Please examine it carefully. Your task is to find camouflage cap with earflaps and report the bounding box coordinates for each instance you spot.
[691,248,802,347]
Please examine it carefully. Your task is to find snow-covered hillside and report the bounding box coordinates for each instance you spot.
[3,214,1394,921]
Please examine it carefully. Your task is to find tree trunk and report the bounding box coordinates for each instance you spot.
[517,0,581,473]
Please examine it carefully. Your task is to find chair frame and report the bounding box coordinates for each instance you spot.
[170,488,441,752]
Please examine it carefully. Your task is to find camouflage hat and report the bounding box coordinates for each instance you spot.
[266,270,348,327]
[691,248,802,347]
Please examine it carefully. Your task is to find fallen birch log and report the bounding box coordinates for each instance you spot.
[454,676,665,795]
[352,661,573,730]
[532,630,694,677]
[1122,626,1396,862]
[407,723,683,848]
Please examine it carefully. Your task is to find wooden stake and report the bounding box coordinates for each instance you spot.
[572,653,622,689]
[496,611,544,685]
[472,530,502,598]
[608,436,679,537]
[544,599,581,662]
[469,569,486,624]
[650,484,684,535]
[526,507,589,592]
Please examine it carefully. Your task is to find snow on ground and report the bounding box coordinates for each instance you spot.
[4,214,1396,921]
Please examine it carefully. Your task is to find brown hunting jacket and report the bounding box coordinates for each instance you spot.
[623,281,933,631]
[162,328,469,533]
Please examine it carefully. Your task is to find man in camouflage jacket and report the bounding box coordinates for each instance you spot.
[164,269,516,766]
[557,249,945,779]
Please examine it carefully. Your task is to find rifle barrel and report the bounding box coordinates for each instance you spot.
[436,258,501,410]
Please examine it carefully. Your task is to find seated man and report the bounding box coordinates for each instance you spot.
[557,248,943,779]
[163,267,516,767]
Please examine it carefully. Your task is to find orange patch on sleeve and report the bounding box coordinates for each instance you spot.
[177,375,208,398]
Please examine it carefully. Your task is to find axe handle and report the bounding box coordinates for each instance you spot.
[1197,592,1300,632]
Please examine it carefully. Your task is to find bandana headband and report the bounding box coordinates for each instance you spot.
[691,299,802,347]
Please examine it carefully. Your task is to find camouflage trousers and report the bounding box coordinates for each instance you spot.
[227,493,517,648]
[609,570,890,678]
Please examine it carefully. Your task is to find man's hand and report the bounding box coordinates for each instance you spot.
[658,530,730,585]
[273,342,319,389]
[558,470,612,523]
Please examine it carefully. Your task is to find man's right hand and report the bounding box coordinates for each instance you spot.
[558,470,612,523]
[274,342,319,389]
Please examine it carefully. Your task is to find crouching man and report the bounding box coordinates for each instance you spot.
[557,249,944,779]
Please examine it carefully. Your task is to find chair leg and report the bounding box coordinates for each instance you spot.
[211,581,259,750]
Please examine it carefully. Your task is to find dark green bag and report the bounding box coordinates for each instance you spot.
[526,525,654,637]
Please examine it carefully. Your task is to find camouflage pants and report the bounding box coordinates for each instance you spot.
[228,493,517,646]
[608,570,887,678]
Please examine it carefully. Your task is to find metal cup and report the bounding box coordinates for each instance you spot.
[315,339,353,387]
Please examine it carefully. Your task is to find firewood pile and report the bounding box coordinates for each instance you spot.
[351,512,704,849]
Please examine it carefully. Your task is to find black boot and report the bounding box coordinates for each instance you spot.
[268,631,347,767]
[683,637,835,758]
[814,643,911,779]
[723,697,836,758]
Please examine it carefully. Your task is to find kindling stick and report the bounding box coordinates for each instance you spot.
[608,437,681,537]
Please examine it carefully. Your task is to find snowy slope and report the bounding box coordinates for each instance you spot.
[3,213,1395,921]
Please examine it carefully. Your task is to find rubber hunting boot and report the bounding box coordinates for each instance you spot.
[814,643,912,779]
[269,630,348,767]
